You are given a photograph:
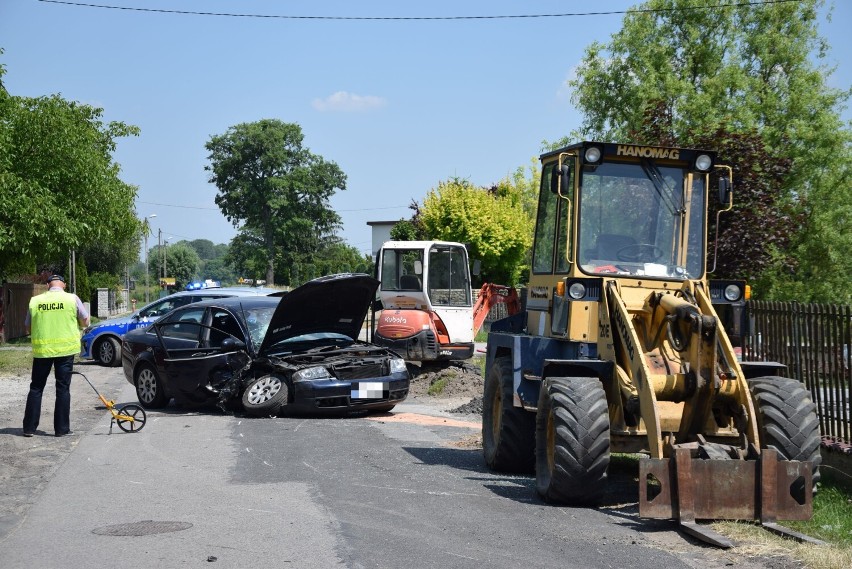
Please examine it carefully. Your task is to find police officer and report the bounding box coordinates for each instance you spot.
[22,274,90,437]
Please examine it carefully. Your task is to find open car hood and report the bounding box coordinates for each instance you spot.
[258,274,379,356]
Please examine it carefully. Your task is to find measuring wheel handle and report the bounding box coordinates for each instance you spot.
[115,404,147,433]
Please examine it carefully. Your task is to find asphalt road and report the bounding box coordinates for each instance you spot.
[0,364,786,569]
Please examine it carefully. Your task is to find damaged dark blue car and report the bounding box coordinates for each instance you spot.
[121,274,410,416]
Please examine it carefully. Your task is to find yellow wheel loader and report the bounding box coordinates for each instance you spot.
[482,141,822,547]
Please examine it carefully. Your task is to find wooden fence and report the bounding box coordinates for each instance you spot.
[743,301,851,444]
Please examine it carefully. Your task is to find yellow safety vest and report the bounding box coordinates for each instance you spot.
[29,290,81,358]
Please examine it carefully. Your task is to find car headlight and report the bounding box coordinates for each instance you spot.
[292,366,332,382]
[389,357,407,374]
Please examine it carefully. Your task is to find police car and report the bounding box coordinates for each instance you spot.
[80,286,278,366]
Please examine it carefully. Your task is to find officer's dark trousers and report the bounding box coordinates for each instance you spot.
[23,355,74,435]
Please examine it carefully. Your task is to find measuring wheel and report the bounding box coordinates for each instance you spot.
[115,404,147,433]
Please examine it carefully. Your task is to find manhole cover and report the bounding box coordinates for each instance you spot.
[92,520,193,536]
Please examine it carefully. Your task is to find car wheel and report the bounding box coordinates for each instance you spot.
[135,363,168,409]
[241,374,288,417]
[96,337,121,367]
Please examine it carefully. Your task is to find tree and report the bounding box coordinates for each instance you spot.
[565,0,851,301]
[186,239,218,260]
[420,178,534,285]
[0,58,141,280]
[201,257,238,285]
[161,243,201,290]
[205,120,346,286]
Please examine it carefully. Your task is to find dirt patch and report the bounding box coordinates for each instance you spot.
[406,360,485,413]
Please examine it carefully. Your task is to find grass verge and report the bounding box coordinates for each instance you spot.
[0,347,32,376]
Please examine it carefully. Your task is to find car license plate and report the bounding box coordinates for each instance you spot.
[351,382,387,399]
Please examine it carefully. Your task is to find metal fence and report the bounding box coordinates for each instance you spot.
[743,301,851,444]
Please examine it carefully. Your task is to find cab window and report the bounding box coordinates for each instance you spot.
[533,161,574,274]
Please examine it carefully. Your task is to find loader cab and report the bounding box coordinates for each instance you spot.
[534,142,717,281]
[529,142,720,339]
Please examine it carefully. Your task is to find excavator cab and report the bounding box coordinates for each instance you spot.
[374,241,477,361]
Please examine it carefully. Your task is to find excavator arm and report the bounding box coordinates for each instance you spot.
[472,284,521,335]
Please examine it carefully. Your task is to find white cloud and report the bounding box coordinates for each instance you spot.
[311,91,387,112]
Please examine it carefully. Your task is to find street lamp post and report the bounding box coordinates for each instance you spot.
[143,214,156,303]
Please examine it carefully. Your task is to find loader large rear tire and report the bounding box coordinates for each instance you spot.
[482,356,535,473]
[748,376,822,492]
[536,376,610,505]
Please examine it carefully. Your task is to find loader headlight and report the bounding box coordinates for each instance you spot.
[694,153,713,172]
[583,146,603,165]
[292,366,332,382]
[724,284,742,302]
[568,282,587,300]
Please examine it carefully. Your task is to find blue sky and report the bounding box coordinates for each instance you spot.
[1,0,850,258]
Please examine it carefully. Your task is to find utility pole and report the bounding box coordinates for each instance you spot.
[143,214,156,303]
[158,228,163,285]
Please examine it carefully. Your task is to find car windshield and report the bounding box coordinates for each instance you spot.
[577,160,706,279]
[243,306,277,347]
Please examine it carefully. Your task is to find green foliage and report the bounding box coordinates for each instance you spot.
[692,129,797,286]
[0,62,140,281]
[205,120,346,286]
[186,239,219,260]
[161,243,201,289]
[787,475,852,547]
[565,0,851,301]
[420,178,534,286]
[201,257,238,285]
[88,271,121,291]
[74,261,90,304]
[389,218,425,241]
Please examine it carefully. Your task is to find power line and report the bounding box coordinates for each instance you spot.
[37,0,802,21]
[137,200,410,213]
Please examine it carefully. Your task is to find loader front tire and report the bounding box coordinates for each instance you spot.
[748,376,822,492]
[536,376,610,505]
[482,356,535,473]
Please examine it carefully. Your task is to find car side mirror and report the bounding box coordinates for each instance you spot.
[472,259,481,277]
[221,338,247,353]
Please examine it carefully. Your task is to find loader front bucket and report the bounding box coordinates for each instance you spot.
[639,448,821,548]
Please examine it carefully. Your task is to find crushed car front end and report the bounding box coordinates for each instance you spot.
[259,344,409,414]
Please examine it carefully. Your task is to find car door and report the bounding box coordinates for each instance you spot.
[156,306,217,400]
[158,306,248,402]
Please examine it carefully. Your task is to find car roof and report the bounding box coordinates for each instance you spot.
[175,296,282,310]
[159,287,280,299]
